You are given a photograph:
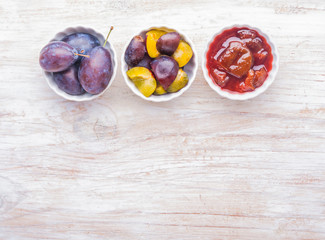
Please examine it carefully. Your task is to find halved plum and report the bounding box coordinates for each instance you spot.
[150,56,178,90]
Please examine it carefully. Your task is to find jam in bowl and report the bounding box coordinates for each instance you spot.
[202,25,279,100]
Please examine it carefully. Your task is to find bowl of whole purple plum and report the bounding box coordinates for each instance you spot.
[121,26,198,102]
[39,26,117,101]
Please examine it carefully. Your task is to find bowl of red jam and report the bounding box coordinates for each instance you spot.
[202,24,279,100]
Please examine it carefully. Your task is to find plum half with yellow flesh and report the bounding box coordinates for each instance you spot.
[172,40,193,67]
[146,30,166,58]
[127,67,157,97]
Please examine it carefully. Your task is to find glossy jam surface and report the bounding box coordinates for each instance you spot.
[206,27,273,93]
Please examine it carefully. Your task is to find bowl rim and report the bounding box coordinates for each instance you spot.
[202,24,279,100]
[42,26,118,102]
[121,25,198,102]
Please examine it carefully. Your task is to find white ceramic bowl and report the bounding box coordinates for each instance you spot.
[202,24,279,100]
[42,26,118,101]
[121,26,198,102]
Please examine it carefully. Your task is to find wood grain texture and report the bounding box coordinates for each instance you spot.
[0,0,325,239]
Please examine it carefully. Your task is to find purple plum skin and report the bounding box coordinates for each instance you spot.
[62,33,100,61]
[78,46,113,95]
[156,32,181,55]
[136,54,152,69]
[150,55,179,90]
[39,41,78,72]
[53,64,85,95]
[124,35,146,67]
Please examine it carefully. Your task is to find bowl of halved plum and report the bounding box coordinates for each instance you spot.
[39,26,117,101]
[121,26,198,102]
[202,24,279,100]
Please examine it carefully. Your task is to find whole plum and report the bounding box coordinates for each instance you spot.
[39,41,78,72]
[78,46,113,95]
[62,33,100,61]
[53,64,85,95]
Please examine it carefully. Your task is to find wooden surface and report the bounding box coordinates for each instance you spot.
[1,0,325,239]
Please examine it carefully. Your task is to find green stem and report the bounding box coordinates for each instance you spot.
[103,26,114,48]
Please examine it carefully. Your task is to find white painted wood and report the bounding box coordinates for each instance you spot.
[0,0,325,239]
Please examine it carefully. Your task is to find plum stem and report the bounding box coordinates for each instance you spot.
[103,26,114,48]
[74,53,90,58]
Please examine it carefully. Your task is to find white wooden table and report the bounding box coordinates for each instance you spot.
[1,0,325,239]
